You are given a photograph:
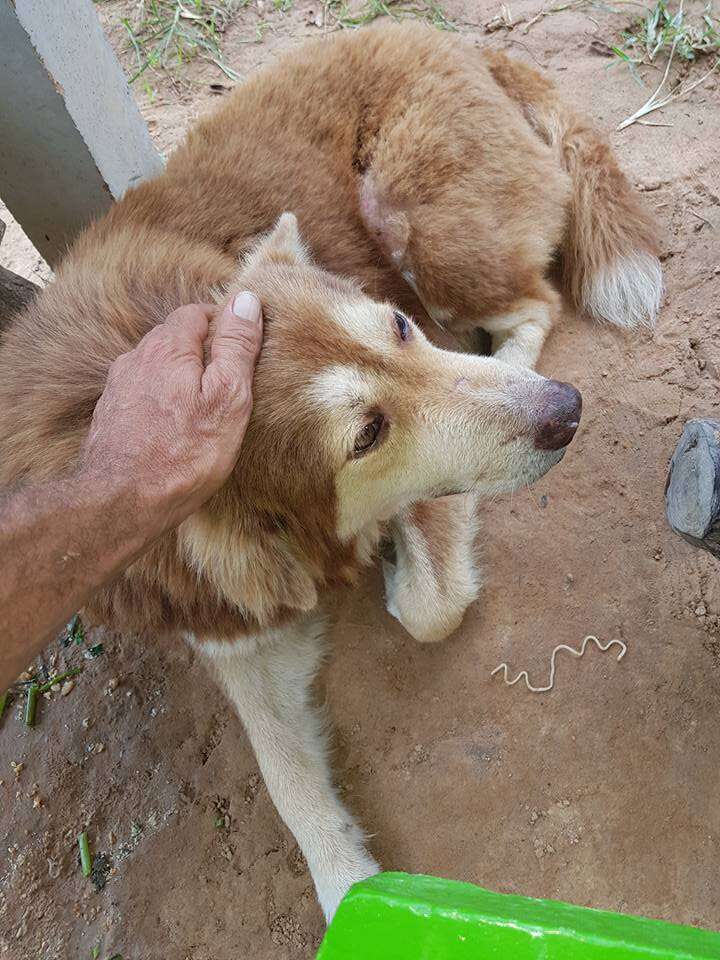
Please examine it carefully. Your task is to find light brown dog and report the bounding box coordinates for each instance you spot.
[0,23,660,920]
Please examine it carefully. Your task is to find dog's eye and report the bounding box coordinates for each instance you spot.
[353,414,384,457]
[393,310,410,341]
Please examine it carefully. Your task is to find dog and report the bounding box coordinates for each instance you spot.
[0,23,660,921]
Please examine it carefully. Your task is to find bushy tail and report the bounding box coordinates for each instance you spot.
[484,51,663,328]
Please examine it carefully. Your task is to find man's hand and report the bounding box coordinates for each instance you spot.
[80,292,263,534]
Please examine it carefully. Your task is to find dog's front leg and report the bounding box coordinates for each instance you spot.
[192,615,379,922]
[383,492,482,644]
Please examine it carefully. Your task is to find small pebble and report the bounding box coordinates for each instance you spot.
[695,603,707,617]
[60,680,75,696]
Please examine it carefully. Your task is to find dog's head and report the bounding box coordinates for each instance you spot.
[182,214,581,623]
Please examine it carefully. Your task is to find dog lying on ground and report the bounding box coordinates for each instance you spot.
[0,23,660,921]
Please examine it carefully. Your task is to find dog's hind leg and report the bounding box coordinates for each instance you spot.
[360,168,563,370]
[383,492,482,644]
[193,616,379,922]
[482,283,561,370]
[357,75,568,370]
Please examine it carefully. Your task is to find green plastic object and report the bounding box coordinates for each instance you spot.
[317,873,720,959]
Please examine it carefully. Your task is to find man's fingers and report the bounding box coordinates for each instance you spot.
[163,303,214,334]
[203,292,263,399]
[211,293,263,367]
[149,304,212,380]
[163,303,211,347]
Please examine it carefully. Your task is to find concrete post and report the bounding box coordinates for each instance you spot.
[0,0,163,266]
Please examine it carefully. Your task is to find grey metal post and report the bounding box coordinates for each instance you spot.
[0,0,163,266]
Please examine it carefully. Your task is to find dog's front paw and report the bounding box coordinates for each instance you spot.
[313,852,381,923]
[383,557,477,644]
[383,494,483,644]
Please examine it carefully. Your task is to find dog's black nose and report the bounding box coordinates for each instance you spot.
[534,380,582,451]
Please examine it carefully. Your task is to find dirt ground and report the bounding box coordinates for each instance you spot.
[2,1,720,958]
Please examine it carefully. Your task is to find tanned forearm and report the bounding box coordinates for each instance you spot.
[0,293,263,693]
[0,474,161,687]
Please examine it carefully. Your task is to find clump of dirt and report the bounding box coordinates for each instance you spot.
[2,2,720,958]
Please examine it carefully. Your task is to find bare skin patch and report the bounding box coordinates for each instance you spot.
[359,173,410,269]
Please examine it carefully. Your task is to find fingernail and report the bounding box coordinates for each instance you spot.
[232,291,261,322]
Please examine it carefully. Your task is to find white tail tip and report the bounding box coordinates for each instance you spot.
[584,252,663,329]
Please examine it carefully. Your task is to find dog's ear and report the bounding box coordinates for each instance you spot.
[245,212,312,269]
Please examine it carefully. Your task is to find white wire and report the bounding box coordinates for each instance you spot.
[491,635,627,694]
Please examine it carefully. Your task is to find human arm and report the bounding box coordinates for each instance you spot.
[0,293,263,690]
